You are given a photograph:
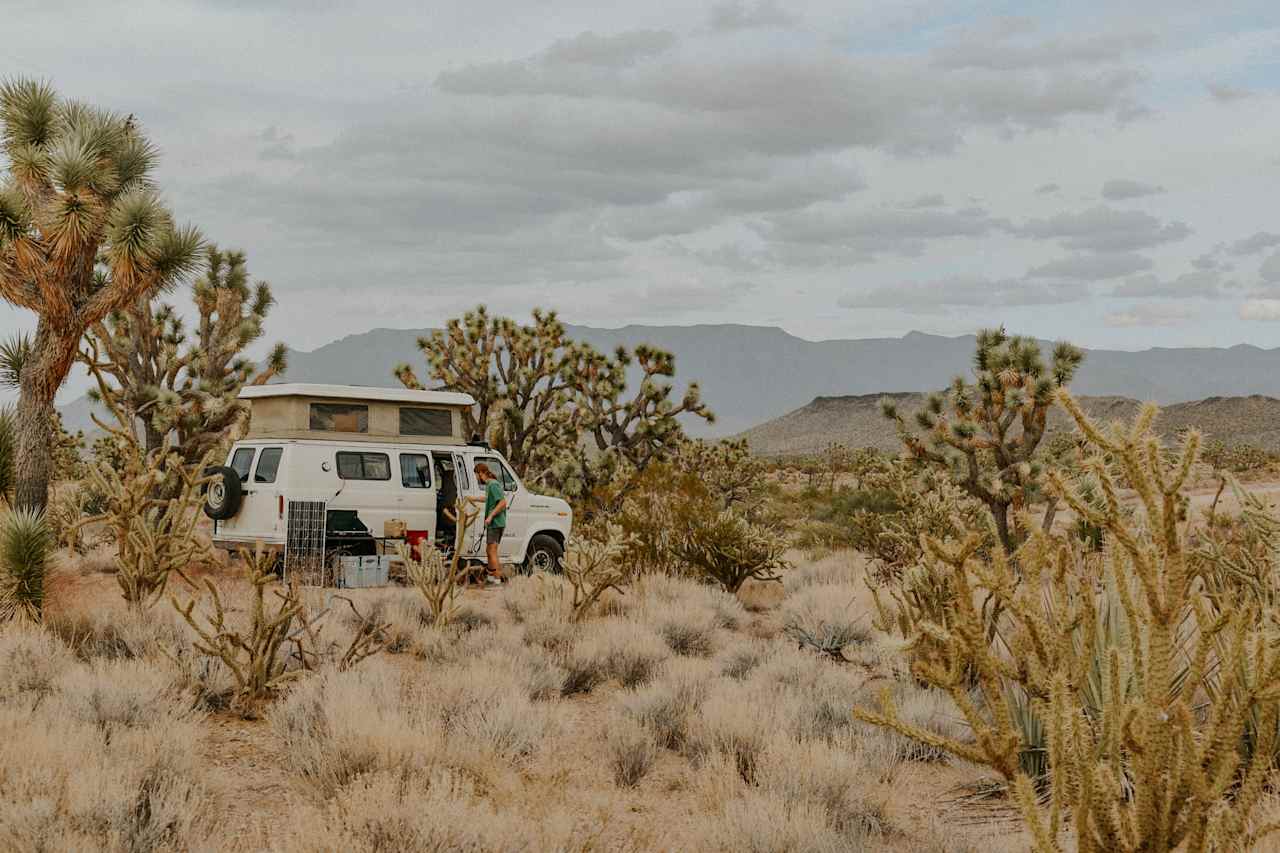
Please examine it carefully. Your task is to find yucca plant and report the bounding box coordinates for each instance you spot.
[0,507,50,620]
[0,406,15,506]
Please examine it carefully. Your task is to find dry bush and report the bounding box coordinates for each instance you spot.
[695,788,862,853]
[0,626,215,851]
[619,658,714,750]
[716,639,771,681]
[675,508,788,594]
[607,715,659,787]
[651,597,720,657]
[780,584,871,661]
[755,735,890,842]
[278,768,584,853]
[563,617,670,694]
[785,551,867,591]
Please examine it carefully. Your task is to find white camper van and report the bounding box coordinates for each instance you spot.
[203,384,572,573]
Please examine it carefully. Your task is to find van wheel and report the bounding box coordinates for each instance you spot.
[523,534,564,575]
[202,467,244,520]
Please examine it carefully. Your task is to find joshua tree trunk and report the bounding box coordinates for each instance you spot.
[14,322,78,512]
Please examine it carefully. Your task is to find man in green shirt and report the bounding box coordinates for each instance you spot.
[474,462,508,585]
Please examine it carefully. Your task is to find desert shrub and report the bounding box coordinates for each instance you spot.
[607,715,659,787]
[697,789,860,853]
[619,659,713,750]
[0,507,51,621]
[0,623,75,701]
[675,508,788,594]
[278,768,582,853]
[755,736,889,842]
[781,585,870,661]
[1202,437,1277,474]
[652,598,719,657]
[564,618,670,694]
[716,640,770,681]
[0,636,214,851]
[855,394,1280,852]
[785,552,865,591]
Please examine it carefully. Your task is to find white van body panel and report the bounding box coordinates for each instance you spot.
[212,438,572,564]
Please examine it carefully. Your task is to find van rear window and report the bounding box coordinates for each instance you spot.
[231,448,256,483]
[400,407,452,436]
[311,403,369,433]
[336,452,391,481]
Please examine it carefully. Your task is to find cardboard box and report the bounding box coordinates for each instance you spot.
[384,519,407,538]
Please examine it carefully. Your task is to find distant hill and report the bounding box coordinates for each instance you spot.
[738,393,1280,457]
[59,324,1280,442]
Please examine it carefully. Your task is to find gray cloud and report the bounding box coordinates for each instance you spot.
[1101,178,1165,200]
[1014,206,1192,252]
[903,194,946,209]
[1207,82,1252,102]
[933,19,1156,71]
[1113,270,1229,299]
[837,276,1080,313]
[1035,183,1061,194]
[706,1,798,33]
[1240,300,1280,322]
[1230,232,1280,256]
[1261,252,1280,283]
[759,206,1006,264]
[1027,252,1151,280]
[1104,304,1195,327]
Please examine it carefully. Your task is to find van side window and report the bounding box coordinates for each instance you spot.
[310,403,369,433]
[475,456,517,491]
[336,451,391,481]
[231,448,256,483]
[255,448,284,483]
[400,454,431,489]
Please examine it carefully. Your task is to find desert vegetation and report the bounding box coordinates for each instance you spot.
[8,79,1280,852]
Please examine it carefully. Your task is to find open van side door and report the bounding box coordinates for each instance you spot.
[454,452,487,560]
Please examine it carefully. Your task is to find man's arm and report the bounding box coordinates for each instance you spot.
[485,496,508,525]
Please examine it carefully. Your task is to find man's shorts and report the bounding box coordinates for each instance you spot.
[486,525,505,545]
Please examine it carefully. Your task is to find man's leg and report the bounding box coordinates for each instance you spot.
[487,541,502,578]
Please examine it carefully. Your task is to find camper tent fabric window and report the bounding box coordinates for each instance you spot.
[310,403,369,433]
[399,407,452,436]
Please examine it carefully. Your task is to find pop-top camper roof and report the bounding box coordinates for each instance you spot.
[239,384,476,444]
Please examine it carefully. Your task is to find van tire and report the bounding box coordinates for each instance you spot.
[523,534,564,575]
[203,467,244,520]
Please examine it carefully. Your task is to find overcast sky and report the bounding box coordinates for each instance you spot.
[5,0,1280,402]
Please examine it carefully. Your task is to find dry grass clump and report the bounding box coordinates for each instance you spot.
[563,616,670,694]
[785,551,867,591]
[0,624,214,851]
[278,768,584,853]
[780,583,871,660]
[607,715,660,787]
[619,658,714,750]
[652,598,720,657]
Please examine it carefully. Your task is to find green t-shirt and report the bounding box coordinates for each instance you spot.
[484,479,507,528]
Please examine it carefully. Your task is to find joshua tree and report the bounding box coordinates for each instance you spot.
[396,306,713,508]
[0,79,203,511]
[80,246,287,465]
[395,306,579,477]
[881,328,1083,554]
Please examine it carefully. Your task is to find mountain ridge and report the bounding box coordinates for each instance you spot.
[58,324,1280,441]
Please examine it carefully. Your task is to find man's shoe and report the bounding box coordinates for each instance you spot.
[485,575,503,586]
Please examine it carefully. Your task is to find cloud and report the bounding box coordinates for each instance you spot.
[1027,252,1151,280]
[1240,300,1280,322]
[1113,270,1228,299]
[903,194,946,209]
[933,19,1156,71]
[1261,252,1280,283]
[640,279,758,313]
[759,205,1006,264]
[1104,304,1195,327]
[539,29,679,68]
[1034,183,1061,195]
[706,1,798,33]
[1207,82,1252,102]
[837,276,1080,313]
[1230,233,1280,256]
[1014,206,1192,252]
[1101,178,1165,200]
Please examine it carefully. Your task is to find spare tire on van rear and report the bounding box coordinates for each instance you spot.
[203,466,244,520]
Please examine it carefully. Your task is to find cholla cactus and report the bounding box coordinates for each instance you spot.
[674,508,788,594]
[562,522,634,621]
[881,327,1083,554]
[0,80,205,512]
[79,245,287,466]
[673,438,766,511]
[855,392,1280,853]
[396,494,478,628]
[76,379,214,606]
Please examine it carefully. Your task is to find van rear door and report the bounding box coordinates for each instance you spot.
[220,445,286,543]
